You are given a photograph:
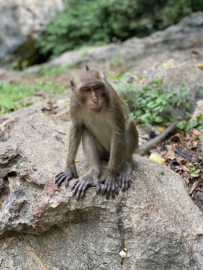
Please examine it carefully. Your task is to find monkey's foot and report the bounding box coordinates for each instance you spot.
[118,161,132,191]
[71,174,100,200]
[55,169,78,188]
[101,176,119,200]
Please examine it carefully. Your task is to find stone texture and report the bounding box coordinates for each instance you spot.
[0,0,65,66]
[0,113,203,269]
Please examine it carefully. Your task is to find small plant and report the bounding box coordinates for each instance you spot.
[80,50,88,58]
[0,81,66,114]
[36,64,76,77]
[110,56,123,67]
[177,114,203,131]
[9,60,29,71]
[118,74,190,126]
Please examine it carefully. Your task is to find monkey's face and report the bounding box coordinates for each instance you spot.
[78,82,106,112]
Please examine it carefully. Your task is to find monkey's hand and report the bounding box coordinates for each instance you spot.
[118,161,132,191]
[101,174,119,200]
[55,165,78,188]
[71,173,100,200]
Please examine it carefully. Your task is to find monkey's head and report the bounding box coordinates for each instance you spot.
[70,65,108,112]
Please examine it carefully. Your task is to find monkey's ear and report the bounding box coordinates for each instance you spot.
[86,65,90,71]
[69,78,74,90]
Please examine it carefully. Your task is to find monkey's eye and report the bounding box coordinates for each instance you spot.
[83,88,91,92]
[94,85,102,91]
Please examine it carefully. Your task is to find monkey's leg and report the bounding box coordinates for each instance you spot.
[71,128,102,200]
[118,118,138,191]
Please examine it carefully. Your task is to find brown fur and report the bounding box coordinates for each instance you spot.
[55,66,139,199]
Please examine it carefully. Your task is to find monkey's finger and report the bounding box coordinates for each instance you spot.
[116,185,119,195]
[65,174,75,187]
[111,189,115,199]
[128,180,131,189]
[95,182,101,193]
[124,178,129,190]
[106,190,110,200]
[80,182,89,197]
[74,172,79,179]
[102,182,107,195]
[55,171,64,178]
[122,182,126,191]
[71,179,81,189]
[75,179,86,197]
[103,183,111,199]
[102,187,106,196]
[55,172,66,183]
[107,183,111,194]
[71,180,81,195]
[65,177,70,188]
[118,178,122,188]
[75,181,86,199]
[75,192,80,201]
[57,177,66,188]
[100,179,105,184]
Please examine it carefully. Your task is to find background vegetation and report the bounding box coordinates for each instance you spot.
[36,0,203,59]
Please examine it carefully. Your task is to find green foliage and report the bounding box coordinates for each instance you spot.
[118,75,190,126]
[177,114,203,131]
[0,81,65,114]
[36,0,203,59]
[9,60,29,71]
[36,64,76,77]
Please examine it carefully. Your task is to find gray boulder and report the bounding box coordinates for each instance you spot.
[0,113,203,269]
[0,0,65,67]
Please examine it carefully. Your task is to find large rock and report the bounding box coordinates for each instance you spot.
[0,113,203,269]
[0,0,65,67]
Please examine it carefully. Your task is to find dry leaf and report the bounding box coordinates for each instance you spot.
[158,126,165,133]
[149,153,165,164]
[56,98,70,104]
[189,181,200,194]
[170,133,181,143]
[139,77,145,84]
[198,63,203,69]
[45,98,51,103]
[181,165,190,172]
[191,129,201,136]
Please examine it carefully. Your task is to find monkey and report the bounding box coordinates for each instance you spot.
[55,65,139,200]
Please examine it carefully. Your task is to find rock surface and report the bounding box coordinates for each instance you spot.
[0,0,65,67]
[0,113,203,269]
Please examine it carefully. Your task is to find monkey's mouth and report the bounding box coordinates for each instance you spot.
[91,106,102,112]
[89,103,102,112]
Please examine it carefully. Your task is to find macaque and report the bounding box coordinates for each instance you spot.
[55,65,139,199]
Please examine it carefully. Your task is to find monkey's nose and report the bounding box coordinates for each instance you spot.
[93,99,98,104]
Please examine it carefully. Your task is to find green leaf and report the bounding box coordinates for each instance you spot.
[197,114,203,123]
[189,165,195,171]
[190,172,199,178]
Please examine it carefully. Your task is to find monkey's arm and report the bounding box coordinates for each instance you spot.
[102,125,125,199]
[55,122,82,188]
